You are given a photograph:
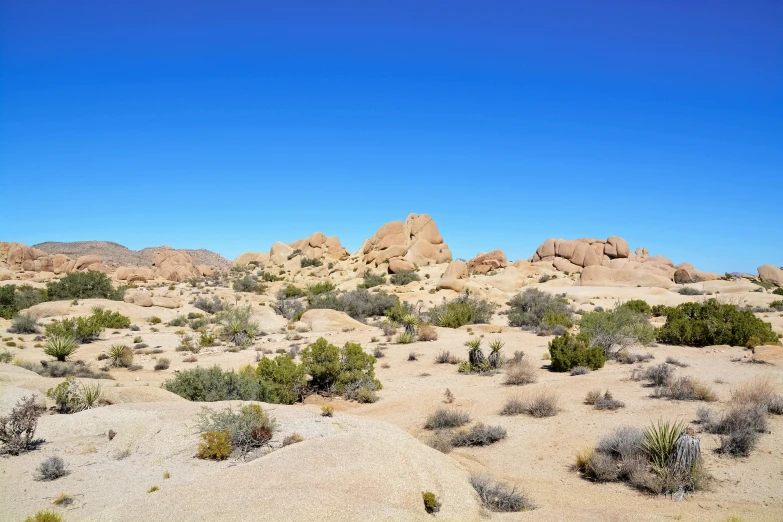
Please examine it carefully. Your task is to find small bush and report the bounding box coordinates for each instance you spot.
[470,475,533,512]
[396,332,414,344]
[307,281,335,295]
[621,300,652,316]
[197,404,277,453]
[570,366,590,376]
[272,297,305,320]
[451,423,506,447]
[47,378,102,413]
[358,269,386,288]
[416,323,438,341]
[233,275,262,293]
[678,287,704,295]
[548,332,606,372]
[503,359,537,385]
[217,304,258,347]
[500,397,526,416]
[434,350,460,364]
[44,335,78,362]
[390,271,420,286]
[321,404,334,417]
[665,356,689,367]
[282,433,304,446]
[426,431,453,453]
[154,358,170,371]
[428,295,497,328]
[425,408,470,429]
[36,456,68,481]
[168,315,187,327]
[194,295,224,314]
[107,344,134,368]
[308,288,399,321]
[300,257,322,268]
[579,303,656,355]
[521,390,559,417]
[507,288,572,330]
[23,511,65,522]
[422,491,441,514]
[0,396,45,455]
[9,313,39,334]
[653,376,717,402]
[595,391,625,410]
[165,366,261,402]
[641,363,674,386]
[585,389,602,405]
[46,271,124,301]
[196,430,232,460]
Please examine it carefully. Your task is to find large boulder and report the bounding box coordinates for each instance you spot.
[437,260,469,292]
[673,263,721,284]
[579,265,675,289]
[361,213,451,269]
[150,249,201,282]
[468,250,507,274]
[124,290,154,307]
[234,252,269,267]
[270,242,295,265]
[758,265,783,287]
[388,258,416,274]
[287,233,349,262]
[115,266,155,282]
[300,309,373,332]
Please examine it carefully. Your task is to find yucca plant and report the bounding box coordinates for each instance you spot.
[642,419,684,471]
[400,314,419,336]
[488,339,505,369]
[107,344,133,368]
[466,338,485,367]
[79,382,102,409]
[44,335,78,362]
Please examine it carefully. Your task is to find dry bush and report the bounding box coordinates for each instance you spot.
[665,356,689,367]
[594,390,625,410]
[282,433,304,446]
[470,475,534,512]
[424,408,470,429]
[731,377,782,411]
[507,390,559,417]
[653,376,717,402]
[570,366,590,375]
[451,423,507,447]
[35,456,68,481]
[417,323,438,341]
[434,350,460,364]
[503,359,537,385]
[0,396,45,455]
[585,389,602,405]
[500,397,526,416]
[426,431,453,453]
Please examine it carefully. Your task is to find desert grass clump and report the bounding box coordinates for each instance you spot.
[434,350,460,364]
[585,389,602,405]
[44,335,78,362]
[570,365,590,376]
[396,332,414,344]
[653,376,718,402]
[594,390,625,410]
[321,404,334,417]
[36,456,68,481]
[196,430,232,460]
[665,356,689,367]
[500,397,526,416]
[470,475,534,512]
[422,491,441,514]
[416,323,438,341]
[9,313,39,334]
[678,286,704,295]
[503,359,537,385]
[47,378,102,414]
[425,408,470,430]
[23,511,65,522]
[0,396,45,455]
[616,350,655,364]
[641,363,674,387]
[520,390,560,417]
[282,433,304,446]
[154,358,170,371]
[426,431,453,453]
[451,423,506,447]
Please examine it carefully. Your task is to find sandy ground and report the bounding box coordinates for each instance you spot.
[2,269,783,521]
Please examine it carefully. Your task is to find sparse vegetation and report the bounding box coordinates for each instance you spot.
[308,288,399,321]
[422,491,441,514]
[470,475,534,512]
[424,408,470,429]
[23,511,65,522]
[357,269,386,288]
[197,404,276,454]
[193,295,224,314]
[44,335,78,361]
[548,332,606,372]
[107,344,134,368]
[578,303,656,355]
[47,378,102,413]
[390,271,420,286]
[196,430,232,460]
[9,313,39,334]
[678,286,704,295]
[506,288,572,330]
[0,396,45,455]
[428,295,497,328]
[46,271,125,301]
[36,456,68,481]
[503,359,537,385]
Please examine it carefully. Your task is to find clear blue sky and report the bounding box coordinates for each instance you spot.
[1,1,781,273]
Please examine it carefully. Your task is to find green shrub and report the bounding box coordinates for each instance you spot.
[193,295,224,314]
[300,337,380,394]
[578,303,656,355]
[428,295,497,328]
[261,271,284,282]
[770,300,783,310]
[422,491,441,514]
[233,275,263,293]
[506,289,572,330]
[300,257,323,268]
[196,430,232,460]
[306,281,335,295]
[548,332,606,372]
[281,284,306,298]
[9,313,39,334]
[46,271,124,301]
[168,315,187,327]
[656,299,779,347]
[44,307,130,344]
[390,271,420,286]
[216,304,258,347]
[164,366,261,401]
[620,300,652,316]
[255,355,308,404]
[89,306,131,329]
[47,378,102,413]
[24,511,65,522]
[44,335,78,361]
[357,269,386,288]
[107,344,133,368]
[0,285,49,319]
[451,423,507,446]
[773,288,783,296]
[308,289,399,321]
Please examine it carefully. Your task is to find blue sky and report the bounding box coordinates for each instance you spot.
[1,1,781,273]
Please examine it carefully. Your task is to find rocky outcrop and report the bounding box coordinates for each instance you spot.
[579,265,675,289]
[0,241,109,275]
[233,252,270,267]
[361,214,451,270]
[468,250,507,274]
[289,232,349,261]
[673,263,720,284]
[115,266,155,283]
[530,236,629,268]
[300,309,373,332]
[437,260,469,292]
[758,265,783,287]
[151,249,203,282]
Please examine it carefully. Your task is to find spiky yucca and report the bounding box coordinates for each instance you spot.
[465,338,485,367]
[44,335,78,362]
[400,314,419,336]
[107,344,133,368]
[642,419,684,470]
[488,339,505,369]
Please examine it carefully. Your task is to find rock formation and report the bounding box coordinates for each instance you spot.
[436,260,469,292]
[150,248,214,282]
[361,213,451,271]
[468,249,507,274]
[758,265,783,287]
[237,232,349,267]
[0,241,109,275]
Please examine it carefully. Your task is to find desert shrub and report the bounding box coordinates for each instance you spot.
[620,300,652,316]
[521,390,559,417]
[154,358,170,371]
[0,350,11,363]
[321,404,334,416]
[197,404,276,453]
[36,456,68,481]
[168,315,187,327]
[396,332,414,344]
[280,284,306,299]
[23,511,65,522]
[45,318,99,344]
[46,271,125,300]
[548,332,606,372]
[616,350,655,364]
[308,289,399,321]
[300,257,323,268]
[653,376,717,402]
[500,397,526,415]
[89,306,131,328]
[769,300,783,310]
[354,386,379,403]
[255,354,308,404]
[595,391,625,410]
[272,297,305,320]
[107,344,134,368]
[641,363,674,386]
[164,366,260,401]
[390,271,420,286]
[451,423,506,447]
[434,350,460,364]
[506,288,572,330]
[701,405,767,457]
[422,491,441,514]
[300,337,381,395]
[260,271,283,282]
[578,304,656,355]
[426,431,453,453]
[217,304,258,346]
[47,378,102,413]
[584,389,602,405]
[656,299,779,347]
[0,396,45,455]
[9,313,39,334]
[424,408,470,429]
[428,295,497,328]
[282,433,304,446]
[17,359,107,379]
[416,323,438,341]
[380,319,397,337]
[470,475,533,512]
[773,288,783,296]
[44,335,78,361]
[194,295,224,314]
[0,285,17,319]
[197,430,232,460]
[233,275,262,293]
[307,281,335,295]
[678,287,704,295]
[570,366,590,376]
[503,359,537,385]
[358,269,386,288]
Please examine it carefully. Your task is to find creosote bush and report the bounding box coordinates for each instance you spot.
[46,271,125,301]
[548,332,606,372]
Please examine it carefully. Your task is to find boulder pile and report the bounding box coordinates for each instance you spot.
[0,241,109,277]
[361,213,452,272]
[236,232,349,268]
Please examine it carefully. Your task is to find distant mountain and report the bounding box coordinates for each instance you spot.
[33,241,231,269]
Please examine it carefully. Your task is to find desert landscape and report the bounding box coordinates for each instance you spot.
[1,214,782,522]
